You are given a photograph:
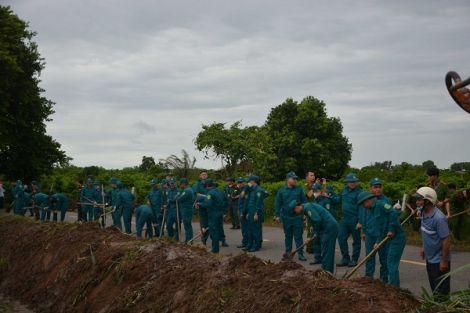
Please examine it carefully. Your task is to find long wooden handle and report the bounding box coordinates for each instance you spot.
[346,236,390,279]
[449,209,470,219]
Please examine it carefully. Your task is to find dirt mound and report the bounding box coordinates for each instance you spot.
[0,215,424,313]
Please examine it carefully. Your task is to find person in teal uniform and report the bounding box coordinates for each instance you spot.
[92,181,106,226]
[193,171,209,244]
[114,181,135,234]
[327,173,362,267]
[236,177,250,248]
[358,191,406,287]
[196,179,224,253]
[274,172,308,261]
[164,179,180,241]
[244,175,267,252]
[291,200,339,273]
[80,178,95,222]
[35,192,52,221]
[147,179,163,236]
[49,193,68,222]
[177,178,195,243]
[361,178,392,282]
[310,183,335,265]
[134,205,154,238]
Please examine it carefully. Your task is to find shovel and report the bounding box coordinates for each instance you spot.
[346,236,389,279]
[187,228,209,245]
[282,238,311,260]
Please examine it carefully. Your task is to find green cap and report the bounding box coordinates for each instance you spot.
[93,180,100,185]
[87,178,93,183]
[150,179,158,185]
[286,172,299,179]
[248,175,260,184]
[180,178,188,184]
[344,173,359,182]
[116,181,123,189]
[289,200,301,211]
[237,177,245,183]
[311,183,322,190]
[161,179,168,185]
[204,178,213,187]
[168,179,176,184]
[109,177,118,183]
[357,191,375,205]
[369,177,383,186]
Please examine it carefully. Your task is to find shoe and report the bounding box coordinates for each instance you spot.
[230,226,235,229]
[336,261,350,267]
[234,226,240,229]
[237,244,246,248]
[248,248,259,252]
[222,242,229,247]
[298,255,307,261]
[242,246,252,251]
[348,261,358,267]
[309,259,322,265]
[202,239,207,245]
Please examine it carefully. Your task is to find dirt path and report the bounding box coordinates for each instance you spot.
[0,215,429,312]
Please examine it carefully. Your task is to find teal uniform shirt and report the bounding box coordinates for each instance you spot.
[148,187,164,210]
[177,186,195,210]
[274,185,308,219]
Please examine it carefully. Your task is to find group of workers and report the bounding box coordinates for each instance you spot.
[2,166,467,297]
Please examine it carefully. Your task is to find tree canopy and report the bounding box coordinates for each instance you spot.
[264,96,352,180]
[0,6,68,182]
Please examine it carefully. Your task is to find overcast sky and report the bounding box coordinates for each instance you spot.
[4,0,470,171]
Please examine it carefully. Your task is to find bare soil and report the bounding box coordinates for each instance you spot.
[0,215,427,313]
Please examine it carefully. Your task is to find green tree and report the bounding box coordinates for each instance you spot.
[0,6,68,182]
[139,156,156,171]
[159,149,197,179]
[264,96,352,180]
[194,121,276,180]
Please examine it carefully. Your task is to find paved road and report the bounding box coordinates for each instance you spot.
[4,209,469,296]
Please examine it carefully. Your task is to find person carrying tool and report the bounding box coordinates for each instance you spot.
[358,191,406,287]
[134,205,154,238]
[193,171,209,245]
[413,187,451,296]
[80,178,95,222]
[92,181,106,225]
[164,179,180,241]
[302,170,316,254]
[213,182,229,247]
[196,179,224,253]
[114,181,135,234]
[243,175,267,252]
[106,177,121,229]
[448,188,470,241]
[290,199,338,273]
[177,178,195,243]
[360,178,392,282]
[35,192,52,221]
[49,193,68,222]
[326,173,362,267]
[147,179,164,236]
[275,172,308,261]
[310,182,335,265]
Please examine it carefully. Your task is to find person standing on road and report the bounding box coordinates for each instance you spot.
[244,175,267,252]
[360,178,392,282]
[426,168,451,218]
[236,177,250,249]
[114,181,135,234]
[303,170,316,254]
[147,179,163,236]
[310,182,335,265]
[413,187,451,296]
[275,172,308,261]
[164,179,181,241]
[80,178,95,222]
[92,181,106,226]
[358,191,406,287]
[193,171,209,245]
[327,173,362,267]
[177,178,195,243]
[290,200,339,273]
[228,178,241,229]
[196,179,224,253]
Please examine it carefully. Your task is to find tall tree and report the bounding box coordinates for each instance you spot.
[0,6,68,181]
[159,149,197,179]
[264,96,352,180]
[194,121,276,180]
[139,156,156,171]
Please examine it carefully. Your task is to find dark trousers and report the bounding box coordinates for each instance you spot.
[426,260,451,296]
[0,197,3,209]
